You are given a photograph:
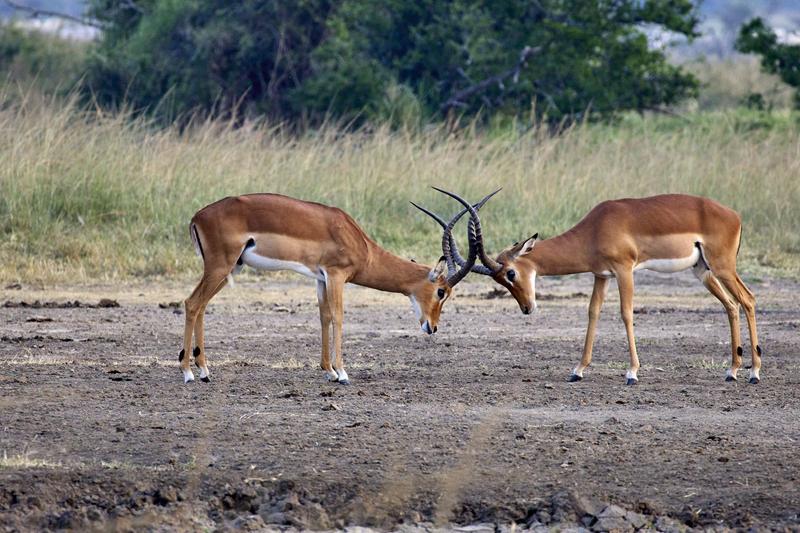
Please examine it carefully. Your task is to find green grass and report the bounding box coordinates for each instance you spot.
[1,91,799,284]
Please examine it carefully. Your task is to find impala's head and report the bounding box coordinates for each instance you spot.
[409,257,453,335]
[410,188,502,334]
[491,235,538,314]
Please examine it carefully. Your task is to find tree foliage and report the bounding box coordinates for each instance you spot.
[736,17,800,108]
[85,0,700,125]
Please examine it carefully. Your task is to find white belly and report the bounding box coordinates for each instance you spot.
[634,246,700,274]
[240,248,323,280]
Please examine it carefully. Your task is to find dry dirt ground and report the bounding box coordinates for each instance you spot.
[0,271,798,532]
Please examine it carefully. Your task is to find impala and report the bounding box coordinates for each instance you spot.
[420,189,762,385]
[179,193,493,384]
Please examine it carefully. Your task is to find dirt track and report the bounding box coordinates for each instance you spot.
[1,271,799,531]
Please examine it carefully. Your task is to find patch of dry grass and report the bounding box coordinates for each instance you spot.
[1,87,799,284]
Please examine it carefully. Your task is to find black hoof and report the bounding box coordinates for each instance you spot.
[725,376,737,382]
[749,377,760,385]
[200,376,210,383]
[337,379,351,386]
[626,378,638,386]
[568,374,582,382]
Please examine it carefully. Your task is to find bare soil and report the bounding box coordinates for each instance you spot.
[1,271,799,532]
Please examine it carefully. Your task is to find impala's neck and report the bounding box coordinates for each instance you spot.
[351,242,430,295]
[528,229,592,276]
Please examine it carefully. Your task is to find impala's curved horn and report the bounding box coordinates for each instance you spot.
[432,187,503,275]
[410,188,500,278]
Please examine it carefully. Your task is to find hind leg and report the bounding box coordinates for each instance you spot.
[192,276,228,382]
[693,263,742,381]
[182,269,230,383]
[716,273,761,383]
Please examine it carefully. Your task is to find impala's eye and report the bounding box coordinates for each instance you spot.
[506,270,516,283]
[437,288,446,299]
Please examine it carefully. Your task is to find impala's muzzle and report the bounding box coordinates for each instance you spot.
[421,320,436,335]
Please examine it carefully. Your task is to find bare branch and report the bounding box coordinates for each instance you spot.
[440,46,542,113]
[2,0,105,29]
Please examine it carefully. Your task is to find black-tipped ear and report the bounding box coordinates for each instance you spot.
[429,256,447,281]
[513,235,537,257]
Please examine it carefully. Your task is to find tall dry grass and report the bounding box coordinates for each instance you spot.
[1,91,799,284]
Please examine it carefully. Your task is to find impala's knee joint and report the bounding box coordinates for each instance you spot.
[178,349,185,362]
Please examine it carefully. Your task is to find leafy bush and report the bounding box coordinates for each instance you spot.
[736,17,800,108]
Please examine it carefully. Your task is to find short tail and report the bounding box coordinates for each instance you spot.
[190,223,204,259]
[736,226,742,257]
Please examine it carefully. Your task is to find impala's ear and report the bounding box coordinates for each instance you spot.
[514,233,538,258]
[429,256,447,282]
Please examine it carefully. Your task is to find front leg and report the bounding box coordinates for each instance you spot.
[316,280,338,382]
[570,276,609,382]
[326,272,350,384]
[616,267,639,385]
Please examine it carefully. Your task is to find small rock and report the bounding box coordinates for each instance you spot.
[153,486,178,505]
[26,315,53,322]
[261,511,288,525]
[322,402,341,411]
[86,508,104,522]
[592,516,633,532]
[98,298,120,308]
[5,283,22,290]
[654,516,687,533]
[233,514,268,530]
[599,505,627,518]
[625,511,648,529]
[454,524,495,532]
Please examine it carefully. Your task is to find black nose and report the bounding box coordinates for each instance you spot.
[522,306,531,314]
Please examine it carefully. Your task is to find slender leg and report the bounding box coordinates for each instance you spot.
[317,279,338,381]
[694,266,742,381]
[570,276,609,382]
[326,273,349,384]
[718,273,761,383]
[193,276,228,382]
[616,268,639,385]
[182,269,228,383]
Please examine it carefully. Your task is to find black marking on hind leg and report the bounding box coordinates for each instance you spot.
[737,346,743,356]
[193,346,202,366]
[756,345,762,356]
[178,349,185,362]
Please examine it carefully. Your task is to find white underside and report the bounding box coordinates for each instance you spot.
[240,247,324,281]
[598,246,701,277]
[530,271,538,310]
